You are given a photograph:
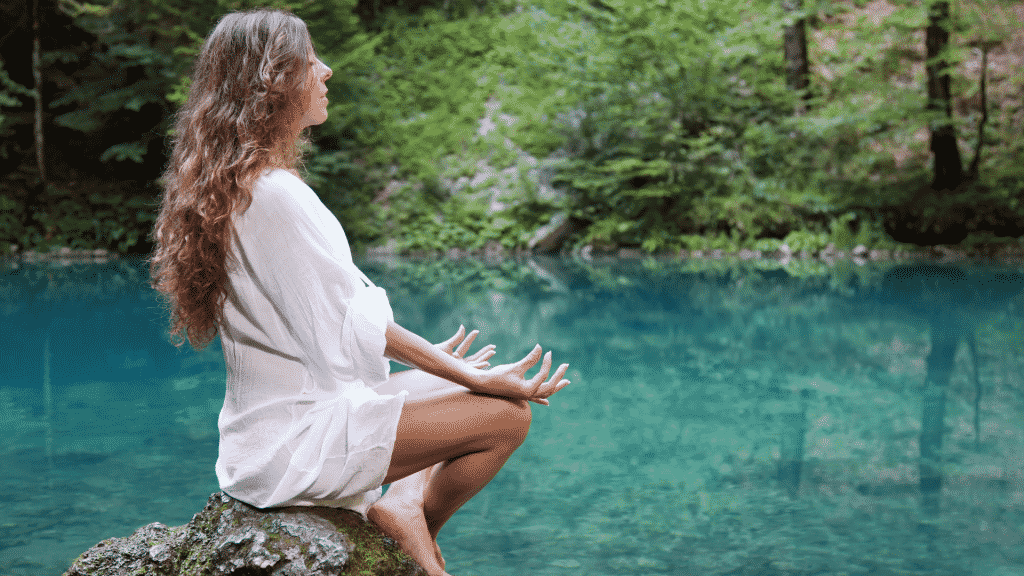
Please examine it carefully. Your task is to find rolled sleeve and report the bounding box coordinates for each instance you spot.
[344,284,393,386]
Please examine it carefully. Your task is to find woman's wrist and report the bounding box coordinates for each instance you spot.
[384,320,484,391]
[450,362,487,393]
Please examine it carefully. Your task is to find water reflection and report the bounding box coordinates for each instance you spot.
[1,255,1023,575]
[373,256,1024,573]
[882,265,1024,514]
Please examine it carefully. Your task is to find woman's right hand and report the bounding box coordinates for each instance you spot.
[435,324,495,369]
[473,345,571,405]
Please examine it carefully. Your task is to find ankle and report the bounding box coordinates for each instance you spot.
[374,491,423,513]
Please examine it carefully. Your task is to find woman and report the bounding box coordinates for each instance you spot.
[147,9,571,576]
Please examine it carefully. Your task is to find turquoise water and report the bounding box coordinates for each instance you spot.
[2,255,1023,576]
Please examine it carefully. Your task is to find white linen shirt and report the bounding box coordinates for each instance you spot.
[215,168,407,516]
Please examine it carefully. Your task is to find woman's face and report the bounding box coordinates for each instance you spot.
[295,47,332,131]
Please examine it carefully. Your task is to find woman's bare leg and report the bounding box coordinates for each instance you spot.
[372,370,455,569]
[369,370,531,576]
[369,464,446,571]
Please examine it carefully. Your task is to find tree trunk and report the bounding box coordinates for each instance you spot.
[966,44,989,181]
[782,0,811,114]
[32,0,45,185]
[925,0,962,191]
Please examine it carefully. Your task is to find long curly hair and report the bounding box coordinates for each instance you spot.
[148,9,313,350]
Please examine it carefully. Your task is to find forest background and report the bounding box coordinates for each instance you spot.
[1,0,1022,258]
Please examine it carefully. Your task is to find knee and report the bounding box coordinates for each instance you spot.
[491,397,531,448]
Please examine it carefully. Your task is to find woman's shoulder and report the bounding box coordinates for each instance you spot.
[257,167,306,190]
[253,168,315,207]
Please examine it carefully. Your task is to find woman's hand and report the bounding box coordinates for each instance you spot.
[435,325,495,369]
[386,320,570,405]
[474,344,571,406]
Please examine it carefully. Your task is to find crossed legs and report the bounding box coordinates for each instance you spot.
[369,370,531,576]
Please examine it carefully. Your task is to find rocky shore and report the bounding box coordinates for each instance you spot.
[62,492,425,576]
[5,240,1023,267]
[5,246,120,266]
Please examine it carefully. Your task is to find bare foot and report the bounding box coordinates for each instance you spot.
[369,499,450,576]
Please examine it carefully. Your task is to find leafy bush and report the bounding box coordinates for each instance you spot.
[2,0,1020,257]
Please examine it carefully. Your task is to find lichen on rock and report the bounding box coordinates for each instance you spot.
[63,492,426,576]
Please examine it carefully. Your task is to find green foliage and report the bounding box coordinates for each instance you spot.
[782,230,830,253]
[0,0,369,256]
[542,0,821,251]
[381,186,545,254]
[100,142,149,163]
[0,194,26,253]
[362,8,496,179]
[0,64,31,161]
[2,184,155,254]
[81,191,158,254]
[0,64,31,109]
[46,0,198,153]
[1,0,1021,257]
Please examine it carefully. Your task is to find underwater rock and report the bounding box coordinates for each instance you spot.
[63,492,426,576]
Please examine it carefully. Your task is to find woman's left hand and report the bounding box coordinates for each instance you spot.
[435,325,495,369]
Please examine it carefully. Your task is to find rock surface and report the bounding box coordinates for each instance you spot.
[63,492,426,576]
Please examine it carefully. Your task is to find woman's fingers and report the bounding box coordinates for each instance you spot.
[514,344,543,372]
[465,344,496,363]
[534,363,570,400]
[527,351,554,388]
[438,325,466,353]
[465,344,495,368]
[454,329,479,358]
[548,363,569,388]
[550,377,571,396]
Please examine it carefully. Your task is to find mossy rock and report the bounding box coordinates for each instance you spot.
[63,492,426,576]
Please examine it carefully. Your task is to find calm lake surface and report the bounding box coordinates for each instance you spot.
[2,255,1023,576]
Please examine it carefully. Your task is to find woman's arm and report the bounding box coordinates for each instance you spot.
[384,321,484,388]
[383,320,570,405]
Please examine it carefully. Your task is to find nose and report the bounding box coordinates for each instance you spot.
[321,61,332,81]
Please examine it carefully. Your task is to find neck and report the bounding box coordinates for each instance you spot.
[271,134,302,175]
